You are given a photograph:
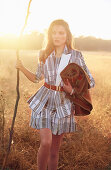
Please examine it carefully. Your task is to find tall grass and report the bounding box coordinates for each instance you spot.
[0,50,111,170]
[0,90,5,154]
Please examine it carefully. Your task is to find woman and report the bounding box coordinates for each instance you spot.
[16,19,95,170]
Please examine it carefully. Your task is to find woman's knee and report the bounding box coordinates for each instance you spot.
[39,128,52,149]
[40,139,52,149]
[50,150,59,159]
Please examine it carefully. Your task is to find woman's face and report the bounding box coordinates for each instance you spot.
[51,25,67,47]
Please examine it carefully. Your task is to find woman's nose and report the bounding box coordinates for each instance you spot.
[54,33,59,38]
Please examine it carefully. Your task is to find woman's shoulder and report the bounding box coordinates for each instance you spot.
[71,48,82,57]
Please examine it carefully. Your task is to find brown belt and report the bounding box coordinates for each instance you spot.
[44,82,64,91]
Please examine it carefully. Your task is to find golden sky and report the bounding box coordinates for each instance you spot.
[0,0,111,40]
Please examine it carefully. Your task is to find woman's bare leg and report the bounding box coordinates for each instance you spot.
[47,133,64,170]
[37,128,52,170]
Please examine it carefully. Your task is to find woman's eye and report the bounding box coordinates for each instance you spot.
[59,31,64,35]
[52,31,56,34]
[52,31,65,35]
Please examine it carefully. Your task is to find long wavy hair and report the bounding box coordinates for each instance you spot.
[39,19,74,63]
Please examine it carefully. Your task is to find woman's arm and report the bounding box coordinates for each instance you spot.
[78,52,95,88]
[20,66,37,83]
[16,59,37,83]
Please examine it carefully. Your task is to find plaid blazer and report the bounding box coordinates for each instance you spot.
[27,46,95,118]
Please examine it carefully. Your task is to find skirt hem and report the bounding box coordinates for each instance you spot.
[29,116,78,135]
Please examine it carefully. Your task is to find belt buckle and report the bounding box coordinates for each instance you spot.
[56,86,60,91]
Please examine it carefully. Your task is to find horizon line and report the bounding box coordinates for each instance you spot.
[0,32,111,41]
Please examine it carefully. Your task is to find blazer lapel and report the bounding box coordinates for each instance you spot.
[56,53,71,86]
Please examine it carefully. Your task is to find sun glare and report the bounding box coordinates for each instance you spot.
[0,0,29,36]
[0,0,111,39]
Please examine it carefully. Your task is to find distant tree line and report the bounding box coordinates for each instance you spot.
[0,31,111,51]
[75,36,111,51]
[0,32,44,50]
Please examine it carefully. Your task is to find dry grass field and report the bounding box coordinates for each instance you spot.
[0,49,111,170]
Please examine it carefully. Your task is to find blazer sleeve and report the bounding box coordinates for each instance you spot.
[35,54,44,83]
[78,52,95,88]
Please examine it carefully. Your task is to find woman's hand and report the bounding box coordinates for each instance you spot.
[63,79,73,94]
[15,59,24,71]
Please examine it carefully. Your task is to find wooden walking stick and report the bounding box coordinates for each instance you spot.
[2,0,32,169]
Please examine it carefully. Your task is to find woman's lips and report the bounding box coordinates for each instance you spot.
[54,40,60,42]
